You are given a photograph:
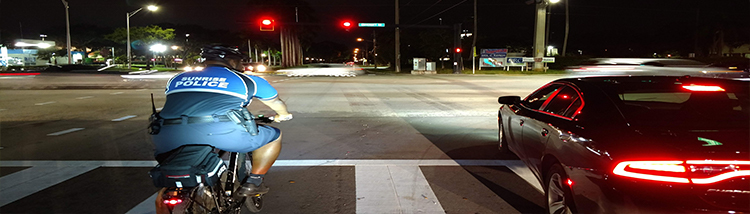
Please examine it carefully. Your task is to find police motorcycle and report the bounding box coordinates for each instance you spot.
[147,94,272,214]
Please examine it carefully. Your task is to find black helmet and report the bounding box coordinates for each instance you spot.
[200,45,245,61]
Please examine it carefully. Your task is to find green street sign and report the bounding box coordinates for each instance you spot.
[358,23,385,27]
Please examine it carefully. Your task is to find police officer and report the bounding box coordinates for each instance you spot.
[152,44,292,196]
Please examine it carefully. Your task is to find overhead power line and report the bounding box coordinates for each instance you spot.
[408,0,468,27]
[404,0,443,24]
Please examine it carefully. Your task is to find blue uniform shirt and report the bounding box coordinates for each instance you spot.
[159,65,278,119]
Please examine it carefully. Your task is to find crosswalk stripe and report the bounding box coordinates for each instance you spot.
[0,165,99,207]
[1,159,523,167]
[356,165,445,214]
[1,160,540,213]
[126,192,159,214]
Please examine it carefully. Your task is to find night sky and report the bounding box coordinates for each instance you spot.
[1,0,748,56]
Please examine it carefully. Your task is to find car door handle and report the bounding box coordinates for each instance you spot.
[541,128,549,136]
[519,119,524,126]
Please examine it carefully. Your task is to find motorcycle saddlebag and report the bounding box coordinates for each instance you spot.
[149,145,226,188]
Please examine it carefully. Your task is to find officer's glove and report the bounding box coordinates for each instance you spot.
[274,114,293,122]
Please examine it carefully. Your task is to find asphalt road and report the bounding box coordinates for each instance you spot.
[0,71,564,214]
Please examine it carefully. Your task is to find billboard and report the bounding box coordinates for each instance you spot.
[480,49,508,58]
[480,58,504,67]
[480,49,508,67]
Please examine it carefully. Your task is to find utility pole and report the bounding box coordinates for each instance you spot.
[472,0,477,74]
[532,2,547,71]
[562,0,569,56]
[395,0,401,72]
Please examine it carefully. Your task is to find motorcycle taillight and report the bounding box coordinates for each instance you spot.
[163,198,183,206]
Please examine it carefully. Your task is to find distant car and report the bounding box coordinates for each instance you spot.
[243,62,268,74]
[278,63,364,77]
[497,76,749,213]
[566,58,749,79]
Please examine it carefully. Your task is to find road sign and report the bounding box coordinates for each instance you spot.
[358,23,385,27]
[524,57,554,63]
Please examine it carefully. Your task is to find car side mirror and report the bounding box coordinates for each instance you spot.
[498,96,521,105]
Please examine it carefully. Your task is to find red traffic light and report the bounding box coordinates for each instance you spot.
[455,48,462,53]
[260,18,275,31]
[341,21,353,31]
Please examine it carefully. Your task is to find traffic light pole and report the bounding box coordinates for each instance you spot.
[372,31,377,70]
[453,23,462,74]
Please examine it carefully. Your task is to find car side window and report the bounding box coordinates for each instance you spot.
[543,86,582,118]
[562,98,583,118]
[524,84,563,110]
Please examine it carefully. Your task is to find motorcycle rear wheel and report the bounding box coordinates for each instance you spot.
[171,185,219,214]
[243,194,264,213]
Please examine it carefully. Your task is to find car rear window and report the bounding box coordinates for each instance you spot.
[596,78,749,127]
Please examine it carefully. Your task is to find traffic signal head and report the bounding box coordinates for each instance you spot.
[455,48,462,53]
[260,18,275,31]
[342,21,353,31]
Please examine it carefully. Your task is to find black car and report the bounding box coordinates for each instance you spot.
[497,76,749,213]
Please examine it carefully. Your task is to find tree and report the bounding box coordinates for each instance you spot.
[105,25,175,45]
[105,25,175,62]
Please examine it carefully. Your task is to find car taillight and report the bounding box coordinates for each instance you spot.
[687,160,750,184]
[613,161,689,183]
[682,84,726,92]
[613,160,750,184]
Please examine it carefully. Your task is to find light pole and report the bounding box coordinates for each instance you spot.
[127,5,158,69]
[532,0,559,71]
[61,0,72,64]
[356,31,378,69]
[356,38,369,65]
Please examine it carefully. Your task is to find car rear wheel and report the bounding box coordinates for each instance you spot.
[545,164,576,214]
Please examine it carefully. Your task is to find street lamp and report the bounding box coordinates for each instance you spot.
[127,5,158,69]
[150,44,166,69]
[356,35,378,68]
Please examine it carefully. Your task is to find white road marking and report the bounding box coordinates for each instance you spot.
[135,89,148,91]
[120,74,177,79]
[0,109,6,111]
[0,165,99,207]
[126,192,159,214]
[46,128,85,136]
[111,92,124,95]
[357,165,445,214]
[112,115,138,122]
[505,161,544,193]
[35,101,56,106]
[0,160,541,213]
[76,96,94,99]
